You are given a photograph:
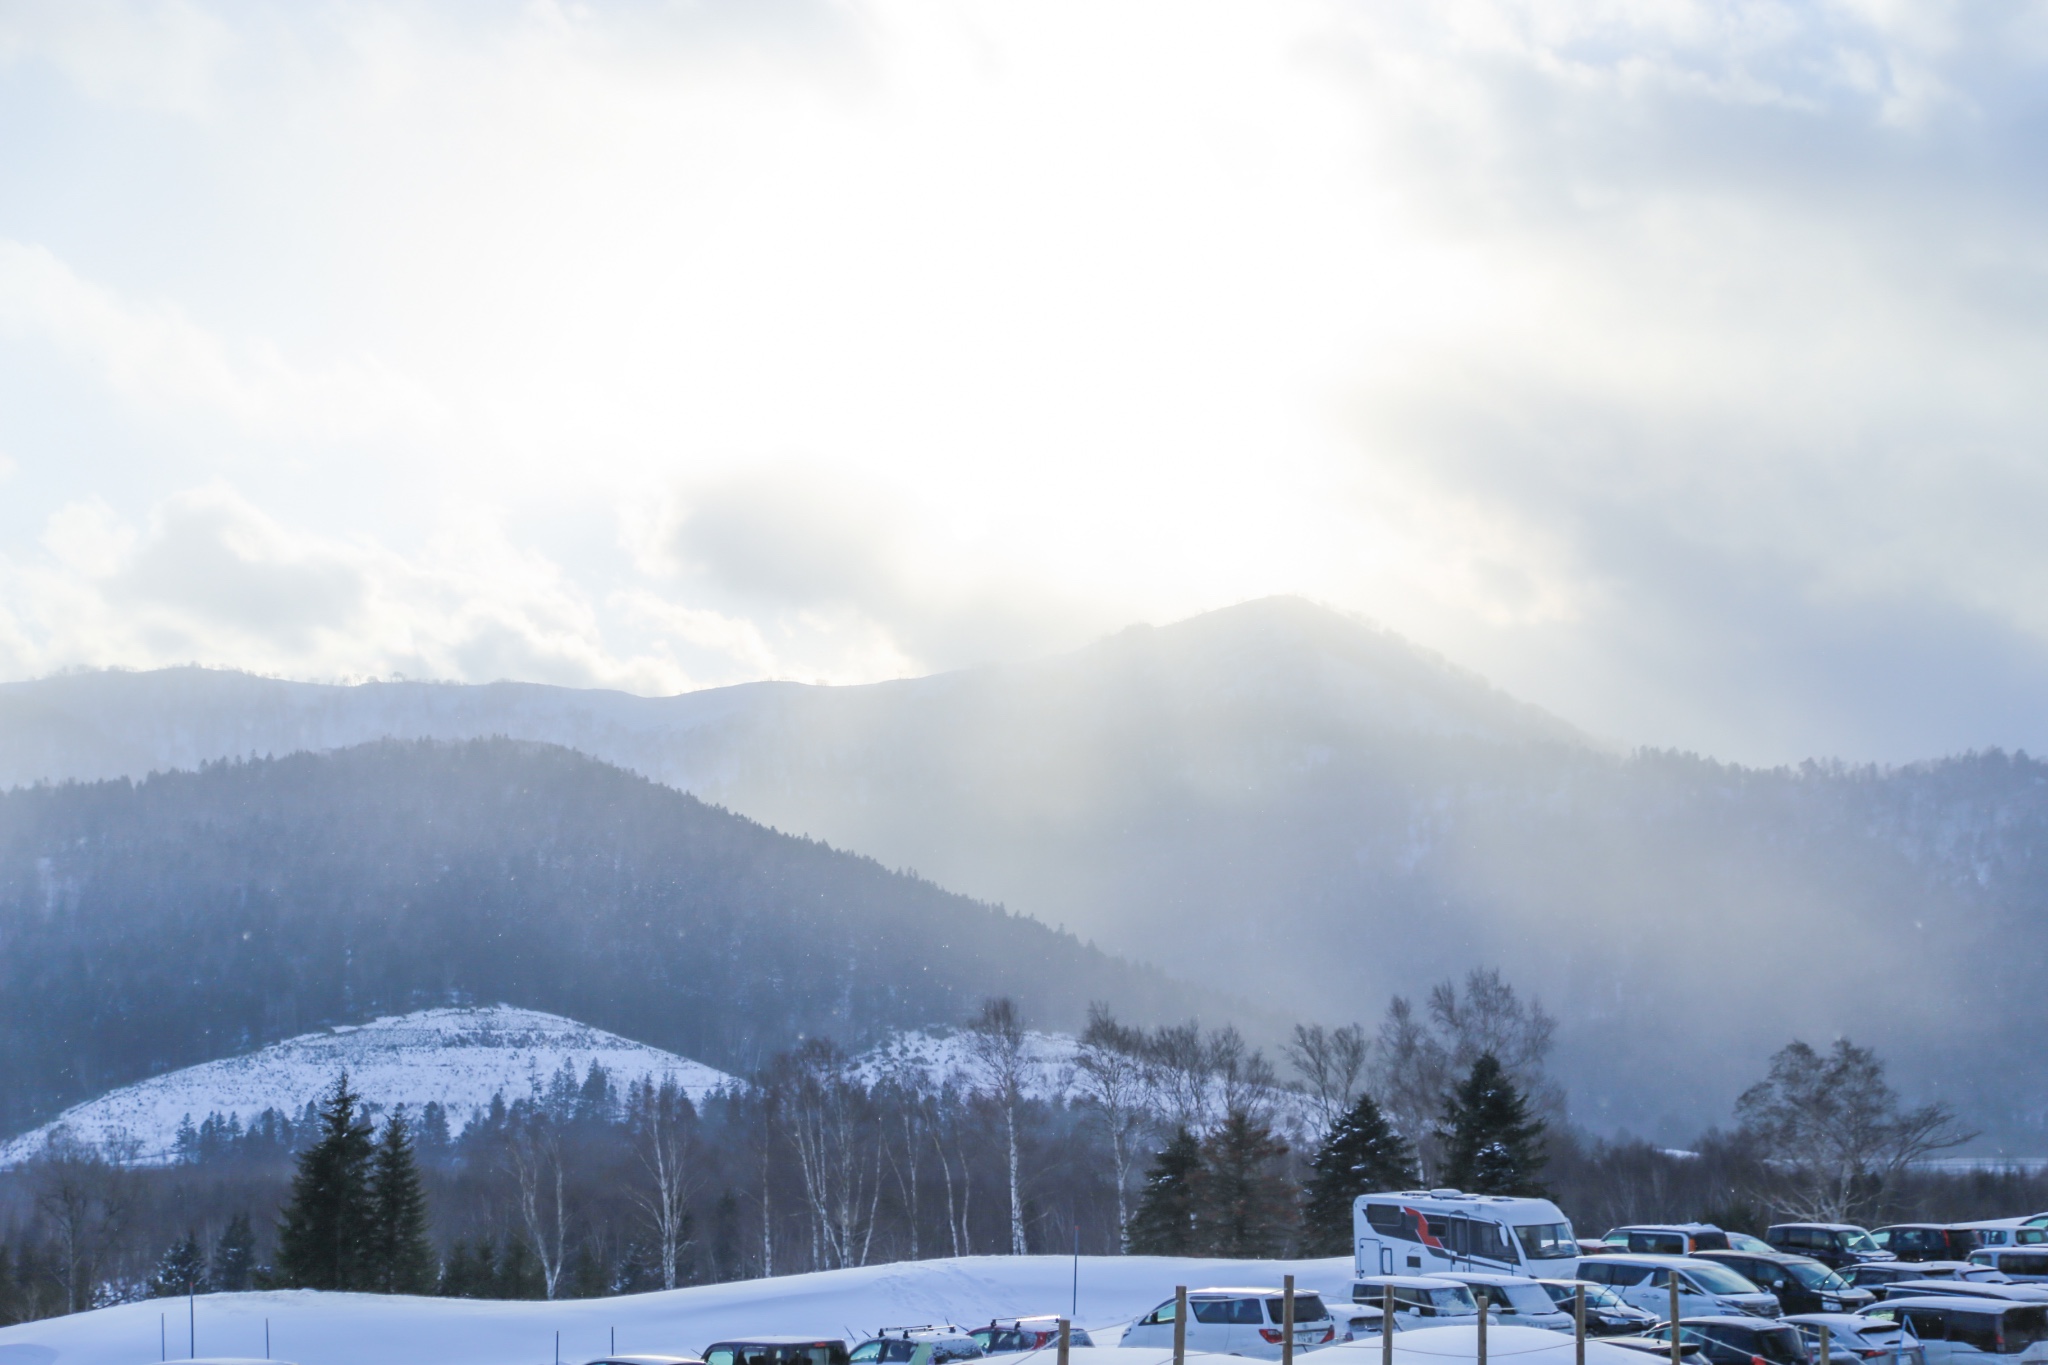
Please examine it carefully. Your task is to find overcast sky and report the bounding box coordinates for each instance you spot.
[2,1,2046,765]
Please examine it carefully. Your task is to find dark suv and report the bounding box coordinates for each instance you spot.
[1766,1224,1888,1270]
[1873,1225,1981,1262]
[1694,1250,1876,1315]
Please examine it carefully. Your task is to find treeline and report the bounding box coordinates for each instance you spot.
[0,973,2021,1327]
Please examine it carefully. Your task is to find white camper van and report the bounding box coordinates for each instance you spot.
[1353,1190,1579,1288]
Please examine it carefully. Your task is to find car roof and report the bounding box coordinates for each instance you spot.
[1442,1272,1543,1285]
[1875,1224,1951,1232]
[1675,1317,1782,1328]
[1592,1254,1716,1268]
[1354,1275,1471,1289]
[1783,1315,1892,1328]
[1613,1224,1723,1234]
[1772,1223,1869,1232]
[713,1340,848,1347]
[596,1357,707,1365]
[1188,1287,1290,1296]
[1696,1249,1816,1265]
[1877,1296,2037,1313]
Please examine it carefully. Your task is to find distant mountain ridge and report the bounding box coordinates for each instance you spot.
[0,739,1190,1137]
[3,599,2045,1145]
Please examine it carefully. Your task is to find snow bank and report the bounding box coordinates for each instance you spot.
[0,1007,735,1167]
[0,1254,1356,1365]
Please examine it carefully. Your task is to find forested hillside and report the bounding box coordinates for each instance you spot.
[0,740,1189,1136]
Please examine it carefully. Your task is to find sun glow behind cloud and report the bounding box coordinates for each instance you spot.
[3,0,2048,761]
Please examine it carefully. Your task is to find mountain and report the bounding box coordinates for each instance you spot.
[0,1005,734,1167]
[0,738,1190,1137]
[2,598,2044,1144]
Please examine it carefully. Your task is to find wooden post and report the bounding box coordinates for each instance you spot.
[1668,1276,1682,1365]
[1174,1285,1188,1365]
[1476,1288,1488,1365]
[1574,1285,1586,1365]
[1284,1275,1297,1365]
[1383,1285,1395,1365]
[1819,1324,1832,1365]
[1058,1318,1071,1365]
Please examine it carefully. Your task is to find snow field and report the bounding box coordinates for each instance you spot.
[0,1254,1362,1365]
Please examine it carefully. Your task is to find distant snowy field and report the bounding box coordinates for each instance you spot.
[0,1007,736,1167]
[0,1254,1361,1365]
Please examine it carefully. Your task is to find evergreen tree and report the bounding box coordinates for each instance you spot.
[438,1239,483,1298]
[367,1113,436,1294]
[212,1212,257,1292]
[1125,1127,1202,1255]
[148,1233,207,1298]
[1301,1091,1418,1254]
[275,1072,377,1290]
[1440,1053,1547,1196]
[1191,1110,1294,1257]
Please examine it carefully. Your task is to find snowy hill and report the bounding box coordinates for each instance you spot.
[0,1252,1363,1365]
[0,1006,734,1167]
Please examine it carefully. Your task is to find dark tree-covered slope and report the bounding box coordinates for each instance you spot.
[0,739,1190,1136]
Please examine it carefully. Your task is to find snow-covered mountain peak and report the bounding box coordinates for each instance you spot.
[0,1005,735,1167]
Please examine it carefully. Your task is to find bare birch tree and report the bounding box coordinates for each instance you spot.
[776,1040,885,1269]
[1075,1004,1155,1247]
[966,997,1031,1255]
[1285,1022,1370,1138]
[508,1124,569,1299]
[628,1076,698,1290]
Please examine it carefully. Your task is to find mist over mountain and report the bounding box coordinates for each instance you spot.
[3,598,2043,1145]
[0,739,1189,1137]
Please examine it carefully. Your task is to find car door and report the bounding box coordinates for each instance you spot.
[1901,1309,1951,1365]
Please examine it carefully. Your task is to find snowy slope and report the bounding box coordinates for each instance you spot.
[0,1006,734,1167]
[0,1253,1364,1365]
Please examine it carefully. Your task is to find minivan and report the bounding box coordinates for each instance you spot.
[1973,1251,2048,1285]
[1770,1225,1891,1270]
[1602,1225,1735,1256]
[1641,1317,1810,1365]
[709,1342,853,1365]
[1573,1255,1780,1319]
[1876,1228,1984,1263]
[1695,1249,1876,1315]
[1121,1287,1337,1358]
[1864,1296,2048,1365]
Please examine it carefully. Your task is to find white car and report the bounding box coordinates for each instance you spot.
[1349,1276,1484,1324]
[1865,1296,2048,1365]
[1573,1255,1779,1319]
[1785,1312,1925,1365]
[1120,1287,1337,1359]
[1440,1273,1575,1332]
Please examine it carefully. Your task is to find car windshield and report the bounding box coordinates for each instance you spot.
[1842,1230,1881,1254]
[1685,1263,1762,1295]
[1786,1262,1851,1291]
[1497,1285,1555,1315]
[1518,1223,1578,1260]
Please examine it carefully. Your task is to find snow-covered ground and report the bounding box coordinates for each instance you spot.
[0,1007,735,1167]
[0,1254,1363,1365]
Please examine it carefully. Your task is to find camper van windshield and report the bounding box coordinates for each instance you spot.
[1517,1223,1578,1260]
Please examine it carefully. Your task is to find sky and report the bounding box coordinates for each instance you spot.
[2,0,2048,766]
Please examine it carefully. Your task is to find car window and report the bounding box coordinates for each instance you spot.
[1367,1204,1409,1238]
[1843,1230,1881,1254]
[1632,1233,1687,1255]
[2005,1309,2047,1352]
[712,1352,740,1365]
[1902,1310,1950,1342]
[1191,1299,1262,1325]
[1266,1296,1329,1323]
[1694,1232,1731,1251]
[1516,1223,1576,1260]
[1787,1261,1849,1290]
[1142,1301,1177,1325]
[1949,1314,2000,1354]
[1684,1263,1762,1295]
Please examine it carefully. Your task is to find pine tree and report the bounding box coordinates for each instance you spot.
[1440,1053,1547,1196]
[275,1072,377,1290]
[1125,1127,1202,1255]
[212,1212,257,1292]
[149,1233,207,1298]
[1191,1110,1294,1257]
[368,1112,436,1294]
[1301,1091,1418,1254]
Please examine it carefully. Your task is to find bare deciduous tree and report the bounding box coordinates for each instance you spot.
[966,997,1031,1255]
[1284,1022,1370,1138]
[627,1077,697,1290]
[28,1128,136,1314]
[776,1040,885,1269]
[1735,1037,1974,1223]
[507,1123,569,1299]
[1075,1004,1154,1246]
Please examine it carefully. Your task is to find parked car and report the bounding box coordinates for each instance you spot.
[1784,1313,1925,1365]
[1876,1283,2048,1306]
[1863,1296,2048,1365]
[1641,1318,1811,1365]
[1958,1223,2048,1251]
[1972,1252,2048,1285]
[1535,1279,1661,1336]
[971,1320,1095,1354]
[590,1358,706,1365]
[1606,1337,1704,1361]
[1601,1225,1735,1256]
[709,1342,853,1365]
[1440,1273,1574,1332]
[1695,1249,1877,1314]
[843,1329,979,1365]
[1120,1287,1336,1358]
[1769,1225,1892,1271]
[1348,1275,1483,1322]
[1851,1265,1983,1292]
[1875,1229,1984,1264]
[1574,1254,1780,1320]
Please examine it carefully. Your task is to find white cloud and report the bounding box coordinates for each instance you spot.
[2,1,2048,760]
